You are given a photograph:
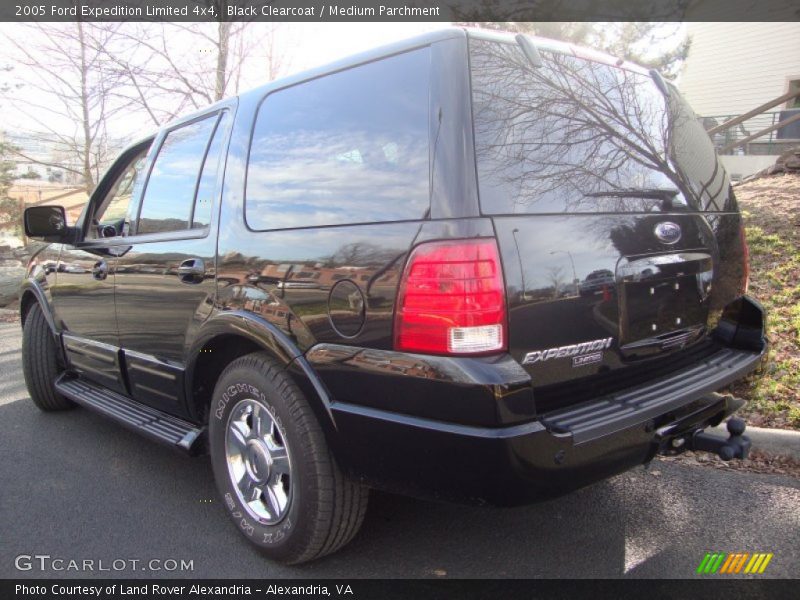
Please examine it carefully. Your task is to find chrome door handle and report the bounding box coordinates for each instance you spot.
[92,260,108,280]
[177,258,205,284]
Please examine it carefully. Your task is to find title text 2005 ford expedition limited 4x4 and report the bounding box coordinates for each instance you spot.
[21,29,766,564]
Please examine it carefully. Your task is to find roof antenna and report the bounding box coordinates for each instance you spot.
[515,34,543,68]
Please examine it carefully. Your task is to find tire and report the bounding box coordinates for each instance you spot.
[21,303,73,411]
[208,352,368,564]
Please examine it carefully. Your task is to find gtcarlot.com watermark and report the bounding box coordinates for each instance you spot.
[15,554,194,573]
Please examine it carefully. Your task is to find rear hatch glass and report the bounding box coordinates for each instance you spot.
[468,37,740,412]
[469,37,733,215]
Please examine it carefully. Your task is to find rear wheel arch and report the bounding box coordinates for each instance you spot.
[185,313,335,433]
[187,332,263,423]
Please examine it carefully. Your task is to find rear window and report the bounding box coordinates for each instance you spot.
[469,39,733,214]
[245,48,431,231]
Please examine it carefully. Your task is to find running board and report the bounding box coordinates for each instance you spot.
[55,374,205,455]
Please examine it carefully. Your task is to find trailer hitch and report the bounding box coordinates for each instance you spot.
[687,418,751,461]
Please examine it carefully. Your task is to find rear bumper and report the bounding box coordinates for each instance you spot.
[327,342,766,505]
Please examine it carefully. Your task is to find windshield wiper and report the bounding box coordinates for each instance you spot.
[584,188,684,209]
[584,189,679,200]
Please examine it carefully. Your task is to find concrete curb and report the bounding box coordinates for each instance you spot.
[710,423,800,460]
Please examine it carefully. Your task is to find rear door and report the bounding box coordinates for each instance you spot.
[468,36,747,411]
[113,109,232,416]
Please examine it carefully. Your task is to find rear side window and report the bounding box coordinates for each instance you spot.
[137,113,222,235]
[469,39,733,214]
[245,48,431,231]
[192,113,229,228]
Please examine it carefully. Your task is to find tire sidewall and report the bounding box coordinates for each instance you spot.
[22,303,71,409]
[208,362,317,559]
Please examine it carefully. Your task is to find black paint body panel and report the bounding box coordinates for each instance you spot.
[19,29,766,505]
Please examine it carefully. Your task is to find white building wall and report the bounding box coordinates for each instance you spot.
[678,23,800,117]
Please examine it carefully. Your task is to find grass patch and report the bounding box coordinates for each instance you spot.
[730,174,800,429]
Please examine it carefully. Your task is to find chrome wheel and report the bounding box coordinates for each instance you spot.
[225,398,292,524]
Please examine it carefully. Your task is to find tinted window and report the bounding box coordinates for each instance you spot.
[137,114,218,235]
[246,48,430,230]
[469,40,733,214]
[192,114,229,228]
[93,145,150,238]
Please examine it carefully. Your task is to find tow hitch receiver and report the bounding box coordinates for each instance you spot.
[687,418,751,461]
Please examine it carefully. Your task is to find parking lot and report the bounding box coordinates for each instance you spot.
[0,320,798,579]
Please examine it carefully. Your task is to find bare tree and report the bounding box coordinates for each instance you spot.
[261,23,292,83]
[106,19,290,126]
[0,136,20,234]
[3,23,130,192]
[457,21,690,78]
[469,40,724,214]
[104,21,249,126]
[546,266,565,298]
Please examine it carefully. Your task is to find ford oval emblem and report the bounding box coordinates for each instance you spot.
[654,221,682,245]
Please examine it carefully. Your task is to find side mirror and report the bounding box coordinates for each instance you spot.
[24,206,69,241]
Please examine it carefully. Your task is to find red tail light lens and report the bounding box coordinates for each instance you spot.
[740,222,750,294]
[394,239,507,355]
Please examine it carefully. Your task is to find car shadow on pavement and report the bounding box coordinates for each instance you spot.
[1,398,797,579]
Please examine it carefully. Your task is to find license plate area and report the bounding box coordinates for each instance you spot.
[623,274,706,339]
[617,252,713,357]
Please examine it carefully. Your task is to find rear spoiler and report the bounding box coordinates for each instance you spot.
[650,69,670,97]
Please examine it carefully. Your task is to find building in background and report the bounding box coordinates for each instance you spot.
[9,182,88,225]
[4,132,80,184]
[678,23,800,179]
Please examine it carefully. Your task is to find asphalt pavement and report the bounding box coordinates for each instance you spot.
[0,320,798,579]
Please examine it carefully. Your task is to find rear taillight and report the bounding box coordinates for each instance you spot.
[740,223,750,294]
[394,239,507,355]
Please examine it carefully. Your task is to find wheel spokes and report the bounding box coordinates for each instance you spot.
[262,486,281,518]
[270,447,290,479]
[228,420,249,455]
[225,398,292,525]
[238,473,260,502]
[251,403,268,438]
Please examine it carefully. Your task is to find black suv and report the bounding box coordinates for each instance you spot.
[20,29,766,564]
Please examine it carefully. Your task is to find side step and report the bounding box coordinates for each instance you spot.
[55,374,205,455]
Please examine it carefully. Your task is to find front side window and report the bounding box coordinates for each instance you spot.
[245,48,431,230]
[91,145,150,239]
[137,113,221,235]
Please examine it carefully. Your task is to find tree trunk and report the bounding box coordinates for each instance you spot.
[77,22,95,193]
[215,21,231,101]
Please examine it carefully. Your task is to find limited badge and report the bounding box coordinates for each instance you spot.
[522,337,613,365]
[572,352,602,367]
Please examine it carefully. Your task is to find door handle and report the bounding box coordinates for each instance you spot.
[177,258,205,284]
[92,260,108,280]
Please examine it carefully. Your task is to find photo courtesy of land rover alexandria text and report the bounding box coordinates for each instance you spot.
[20,28,766,564]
